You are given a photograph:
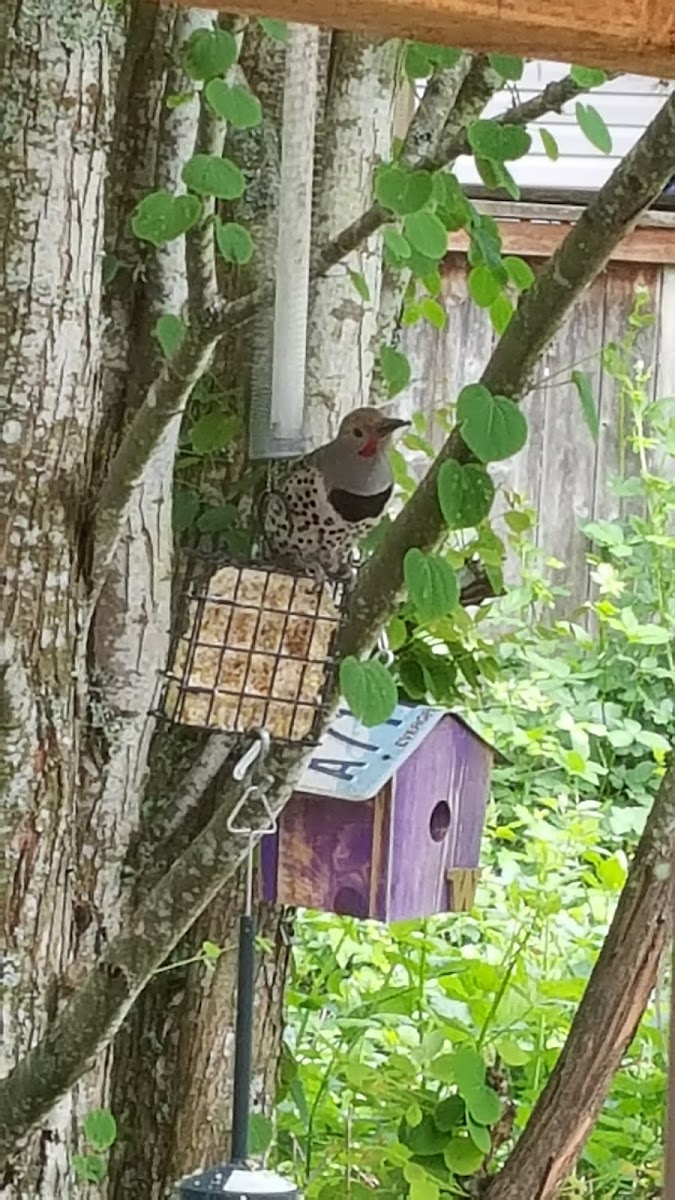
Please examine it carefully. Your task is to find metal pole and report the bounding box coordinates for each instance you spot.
[230,909,256,1164]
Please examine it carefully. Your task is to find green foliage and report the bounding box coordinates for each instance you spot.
[437,460,495,528]
[131,191,202,246]
[403,42,462,79]
[570,65,608,88]
[468,121,532,163]
[257,17,289,41]
[183,27,238,81]
[456,385,528,463]
[488,54,524,81]
[205,80,263,128]
[181,154,245,199]
[404,549,459,623]
[73,1109,117,1185]
[215,219,254,264]
[154,314,187,359]
[572,369,600,441]
[269,313,671,1199]
[379,345,412,397]
[575,102,613,153]
[539,128,559,160]
[339,657,399,727]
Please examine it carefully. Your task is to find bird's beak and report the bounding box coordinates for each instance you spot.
[376,416,410,437]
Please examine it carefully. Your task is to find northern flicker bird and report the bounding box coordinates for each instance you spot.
[259,407,409,580]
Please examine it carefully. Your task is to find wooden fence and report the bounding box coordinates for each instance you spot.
[399,242,675,614]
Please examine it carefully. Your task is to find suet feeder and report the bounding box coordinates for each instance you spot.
[260,703,493,922]
[159,559,348,746]
[177,1164,298,1197]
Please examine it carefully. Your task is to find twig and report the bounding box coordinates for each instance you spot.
[185,91,225,312]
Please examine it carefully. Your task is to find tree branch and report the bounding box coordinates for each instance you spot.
[483,754,674,1200]
[185,91,225,312]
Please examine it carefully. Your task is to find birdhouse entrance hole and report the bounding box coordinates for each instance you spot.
[429,800,451,843]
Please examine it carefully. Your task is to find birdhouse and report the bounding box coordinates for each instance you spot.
[259,703,494,922]
[157,557,349,746]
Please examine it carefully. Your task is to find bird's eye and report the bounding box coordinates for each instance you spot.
[353,427,363,438]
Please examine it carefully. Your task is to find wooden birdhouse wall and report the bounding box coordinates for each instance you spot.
[259,710,493,922]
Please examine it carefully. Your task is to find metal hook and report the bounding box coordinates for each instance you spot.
[232,728,271,783]
[377,628,394,668]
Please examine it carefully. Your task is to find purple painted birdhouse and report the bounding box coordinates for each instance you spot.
[259,703,494,922]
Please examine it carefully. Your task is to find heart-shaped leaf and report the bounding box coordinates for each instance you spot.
[468,264,500,308]
[444,1135,484,1175]
[404,549,459,622]
[456,384,527,462]
[131,191,202,246]
[205,80,262,128]
[382,225,412,261]
[183,28,237,81]
[468,120,532,162]
[379,345,411,397]
[462,1082,502,1126]
[83,1109,117,1152]
[154,314,187,359]
[257,17,288,41]
[375,164,433,215]
[403,211,447,260]
[437,461,494,529]
[340,657,398,727]
[182,154,245,199]
[215,219,254,264]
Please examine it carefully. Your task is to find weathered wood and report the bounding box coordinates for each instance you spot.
[167,0,675,79]
[472,199,675,230]
[447,223,675,264]
[401,251,672,615]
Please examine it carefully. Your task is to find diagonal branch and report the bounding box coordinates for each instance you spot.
[341,87,675,660]
[5,90,675,1165]
[483,753,674,1200]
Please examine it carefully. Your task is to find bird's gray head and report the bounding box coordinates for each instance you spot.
[335,407,410,460]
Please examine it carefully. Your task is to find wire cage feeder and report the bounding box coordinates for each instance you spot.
[159,557,349,747]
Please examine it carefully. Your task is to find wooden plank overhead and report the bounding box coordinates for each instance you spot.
[169,0,675,79]
[447,221,675,264]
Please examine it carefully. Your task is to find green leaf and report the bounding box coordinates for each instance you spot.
[173,489,200,533]
[451,1046,486,1091]
[420,297,446,329]
[182,155,245,199]
[154,314,187,359]
[496,1038,530,1067]
[348,270,370,301]
[444,1136,484,1175]
[457,384,528,462]
[201,939,223,960]
[467,1115,491,1153]
[340,657,398,727]
[249,1112,273,1154]
[489,293,513,335]
[489,53,524,80]
[73,1154,107,1184]
[504,255,534,291]
[468,264,500,308]
[434,1095,465,1132]
[404,549,459,623]
[205,80,262,128]
[539,128,560,160]
[166,90,195,110]
[570,64,607,88]
[406,1100,424,1127]
[84,1109,117,1152]
[215,219,254,264]
[572,369,599,441]
[575,102,612,153]
[404,42,433,79]
[102,254,124,285]
[257,16,288,40]
[375,164,433,215]
[197,503,240,533]
[438,461,495,529]
[191,411,238,454]
[463,1083,502,1126]
[400,1114,451,1156]
[403,211,447,260]
[383,225,412,260]
[409,1178,440,1200]
[183,28,237,81]
[468,120,532,162]
[131,191,202,246]
[380,345,411,397]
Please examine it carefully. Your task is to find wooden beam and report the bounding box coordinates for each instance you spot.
[169,0,675,79]
[447,220,675,264]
